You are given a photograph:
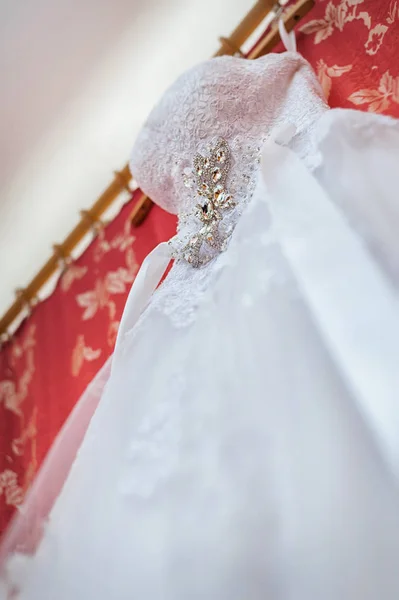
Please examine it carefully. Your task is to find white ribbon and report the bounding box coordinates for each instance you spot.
[261,127,399,478]
[278,18,297,53]
[114,241,172,354]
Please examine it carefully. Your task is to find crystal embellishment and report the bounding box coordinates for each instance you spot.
[216,149,226,163]
[173,139,237,268]
[212,168,222,182]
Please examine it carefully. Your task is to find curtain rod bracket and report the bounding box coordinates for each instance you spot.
[14,288,38,316]
[79,211,105,236]
[218,37,244,57]
[52,244,73,271]
[114,170,133,194]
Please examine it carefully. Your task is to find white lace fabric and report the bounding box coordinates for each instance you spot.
[130,52,327,216]
[129,52,328,328]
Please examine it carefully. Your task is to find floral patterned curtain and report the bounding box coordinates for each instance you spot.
[0,195,176,534]
[297,0,399,116]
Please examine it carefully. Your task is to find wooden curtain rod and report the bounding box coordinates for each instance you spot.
[247,0,314,59]
[0,0,314,338]
[214,0,277,57]
[0,165,135,337]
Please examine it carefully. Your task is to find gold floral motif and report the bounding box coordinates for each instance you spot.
[365,23,388,55]
[71,335,102,377]
[76,231,138,322]
[316,60,353,100]
[61,265,88,293]
[300,0,399,117]
[0,325,36,417]
[349,70,399,112]
[300,0,371,44]
[0,470,24,508]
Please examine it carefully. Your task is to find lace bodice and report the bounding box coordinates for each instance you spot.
[128,51,329,328]
[129,52,328,216]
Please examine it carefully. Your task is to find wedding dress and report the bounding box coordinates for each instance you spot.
[1,31,399,600]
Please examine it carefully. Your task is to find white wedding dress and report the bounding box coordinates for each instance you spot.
[1,40,399,600]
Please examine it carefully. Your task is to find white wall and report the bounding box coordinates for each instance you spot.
[0,0,250,317]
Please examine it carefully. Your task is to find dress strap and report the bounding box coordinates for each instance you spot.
[114,241,172,354]
[278,18,297,53]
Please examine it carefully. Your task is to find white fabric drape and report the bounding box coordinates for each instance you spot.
[1,109,399,600]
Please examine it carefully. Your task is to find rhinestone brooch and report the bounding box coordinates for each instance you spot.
[172,139,237,268]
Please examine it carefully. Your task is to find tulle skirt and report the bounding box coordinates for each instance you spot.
[1,109,399,600]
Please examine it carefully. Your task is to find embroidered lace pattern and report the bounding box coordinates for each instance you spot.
[129,52,329,329]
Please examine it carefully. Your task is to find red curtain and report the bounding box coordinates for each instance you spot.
[1,0,398,534]
[294,0,399,116]
[0,194,176,534]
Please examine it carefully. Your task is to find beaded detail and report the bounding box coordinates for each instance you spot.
[170,138,261,268]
